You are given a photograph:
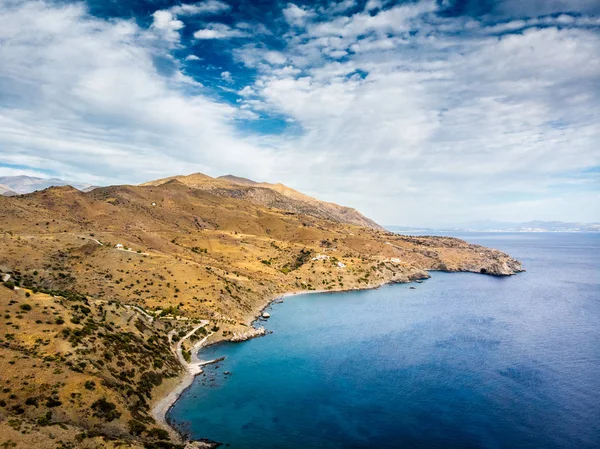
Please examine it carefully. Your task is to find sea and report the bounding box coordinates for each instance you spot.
[168,232,600,448]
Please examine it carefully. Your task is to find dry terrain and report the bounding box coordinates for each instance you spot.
[0,175,522,448]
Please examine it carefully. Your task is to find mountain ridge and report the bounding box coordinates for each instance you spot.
[0,175,94,195]
[143,172,384,230]
[389,220,600,233]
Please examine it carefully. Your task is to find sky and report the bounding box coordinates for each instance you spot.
[0,0,599,226]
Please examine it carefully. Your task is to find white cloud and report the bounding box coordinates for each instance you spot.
[264,51,287,65]
[170,0,231,16]
[282,3,315,27]
[306,1,437,38]
[151,10,184,44]
[221,71,233,82]
[365,0,382,12]
[150,1,232,44]
[194,23,249,39]
[323,0,358,15]
[185,54,201,61]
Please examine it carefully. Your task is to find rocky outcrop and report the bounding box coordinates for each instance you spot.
[230,327,267,342]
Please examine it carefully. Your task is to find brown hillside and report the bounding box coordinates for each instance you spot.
[143,172,384,230]
[0,180,522,448]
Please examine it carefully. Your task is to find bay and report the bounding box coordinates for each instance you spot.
[169,232,600,448]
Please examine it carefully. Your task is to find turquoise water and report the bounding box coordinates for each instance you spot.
[169,233,600,448]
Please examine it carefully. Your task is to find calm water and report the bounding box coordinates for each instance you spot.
[169,233,600,448]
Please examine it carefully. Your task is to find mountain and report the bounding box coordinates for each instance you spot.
[389,220,600,233]
[0,175,93,195]
[143,172,384,230]
[217,174,258,185]
[0,183,17,196]
[0,177,522,448]
[456,220,600,232]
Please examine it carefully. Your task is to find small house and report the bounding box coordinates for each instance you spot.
[115,243,124,249]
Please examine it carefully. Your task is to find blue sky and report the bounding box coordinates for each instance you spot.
[0,0,599,226]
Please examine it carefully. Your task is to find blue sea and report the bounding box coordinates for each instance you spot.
[168,233,600,448]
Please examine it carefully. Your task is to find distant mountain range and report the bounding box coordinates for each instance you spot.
[0,175,95,195]
[390,220,600,233]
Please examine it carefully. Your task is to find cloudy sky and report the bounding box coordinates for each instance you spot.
[0,0,599,226]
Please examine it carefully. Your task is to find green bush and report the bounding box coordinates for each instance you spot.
[147,428,170,440]
[128,419,147,436]
[45,397,62,408]
[91,398,121,422]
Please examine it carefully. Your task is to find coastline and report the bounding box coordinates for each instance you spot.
[150,280,420,444]
[151,371,195,443]
[151,265,521,445]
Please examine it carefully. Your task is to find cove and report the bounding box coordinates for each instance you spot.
[168,233,600,448]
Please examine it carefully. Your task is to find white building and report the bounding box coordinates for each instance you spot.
[115,243,124,249]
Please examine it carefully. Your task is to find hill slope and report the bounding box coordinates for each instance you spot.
[0,180,522,448]
[143,173,383,230]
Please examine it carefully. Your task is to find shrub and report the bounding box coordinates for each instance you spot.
[20,304,32,311]
[91,398,121,422]
[45,397,62,408]
[128,419,147,436]
[147,428,170,440]
[37,411,52,426]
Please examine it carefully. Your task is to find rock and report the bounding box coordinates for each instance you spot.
[230,327,266,342]
[185,439,222,449]
[409,286,416,289]
[408,269,430,281]
[262,312,270,319]
[479,259,524,276]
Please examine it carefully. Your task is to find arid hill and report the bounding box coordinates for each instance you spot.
[0,179,522,448]
[142,173,383,230]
